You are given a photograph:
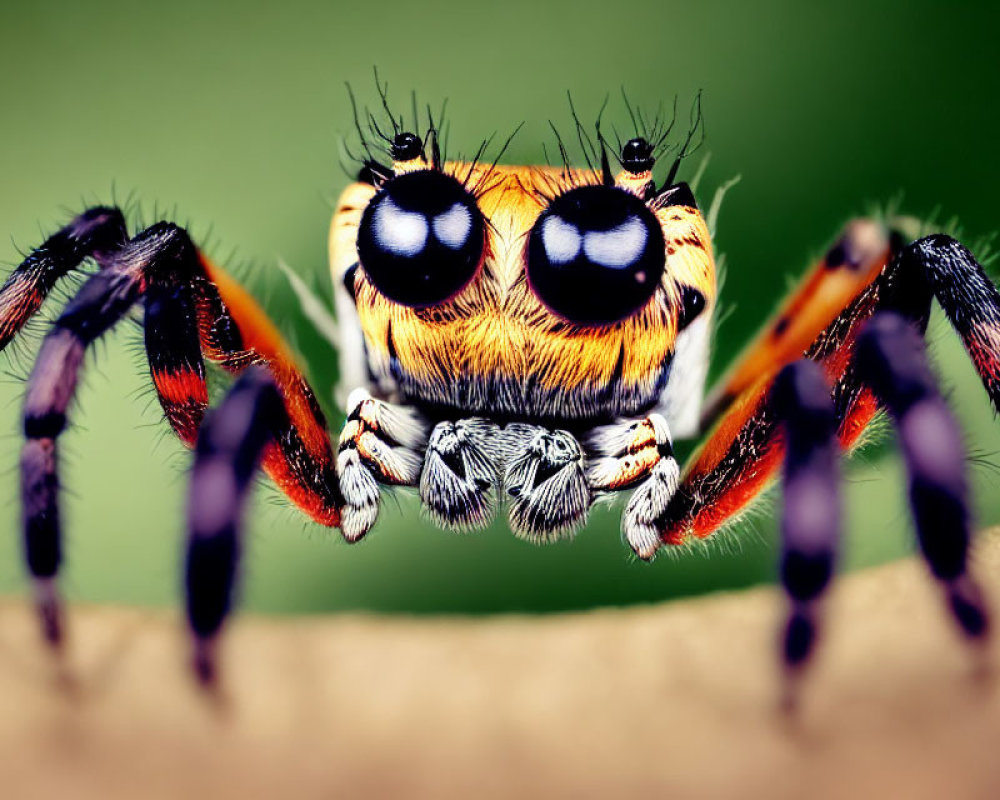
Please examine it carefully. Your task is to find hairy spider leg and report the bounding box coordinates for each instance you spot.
[0,207,128,350]
[1,209,342,647]
[186,367,286,683]
[659,230,1000,543]
[855,313,988,639]
[770,359,839,709]
[701,218,901,428]
[657,230,1000,682]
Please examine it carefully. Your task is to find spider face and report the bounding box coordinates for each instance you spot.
[332,137,717,424]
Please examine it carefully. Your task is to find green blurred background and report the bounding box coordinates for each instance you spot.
[1,0,999,616]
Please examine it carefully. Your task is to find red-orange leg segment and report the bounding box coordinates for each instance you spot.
[190,257,342,527]
[145,282,210,446]
[701,219,900,429]
[658,231,1000,548]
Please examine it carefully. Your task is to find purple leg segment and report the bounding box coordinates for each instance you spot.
[17,223,192,645]
[856,311,989,639]
[773,360,840,676]
[185,367,286,683]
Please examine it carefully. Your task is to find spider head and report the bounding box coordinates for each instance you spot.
[331,145,716,423]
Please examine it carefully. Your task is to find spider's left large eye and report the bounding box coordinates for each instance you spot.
[527,185,665,325]
[357,170,485,307]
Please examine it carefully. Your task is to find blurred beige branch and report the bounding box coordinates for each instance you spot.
[3,529,1000,800]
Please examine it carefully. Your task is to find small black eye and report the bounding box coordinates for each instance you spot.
[357,170,485,307]
[391,131,423,161]
[677,286,706,331]
[621,137,655,174]
[527,185,665,325]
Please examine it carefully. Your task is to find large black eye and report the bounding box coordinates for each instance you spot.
[527,185,665,325]
[357,170,485,307]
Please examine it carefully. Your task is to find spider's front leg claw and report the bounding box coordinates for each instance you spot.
[502,424,591,541]
[586,415,678,560]
[336,389,429,541]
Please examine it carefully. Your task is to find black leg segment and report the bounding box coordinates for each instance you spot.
[185,367,286,683]
[144,282,209,445]
[0,207,127,349]
[902,235,1000,414]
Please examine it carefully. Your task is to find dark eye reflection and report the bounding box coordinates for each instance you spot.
[527,185,665,325]
[357,170,485,307]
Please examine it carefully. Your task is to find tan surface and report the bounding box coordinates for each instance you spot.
[3,532,1000,800]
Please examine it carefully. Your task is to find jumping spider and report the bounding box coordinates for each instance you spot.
[3,97,997,702]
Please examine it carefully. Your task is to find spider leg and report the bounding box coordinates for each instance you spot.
[701,218,899,428]
[0,207,128,349]
[771,360,840,705]
[20,224,182,644]
[4,210,342,648]
[657,229,1000,689]
[660,230,1000,547]
[145,281,209,446]
[186,367,285,683]
[856,313,988,638]
[904,234,1000,412]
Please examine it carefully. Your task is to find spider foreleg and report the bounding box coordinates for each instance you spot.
[420,418,501,530]
[186,367,285,684]
[502,424,591,541]
[701,218,898,429]
[772,360,840,704]
[856,312,989,640]
[586,414,679,559]
[337,388,429,541]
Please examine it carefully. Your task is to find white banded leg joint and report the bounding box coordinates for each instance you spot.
[585,414,678,560]
[337,388,429,542]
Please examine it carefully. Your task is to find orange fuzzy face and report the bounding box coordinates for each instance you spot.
[329,155,716,424]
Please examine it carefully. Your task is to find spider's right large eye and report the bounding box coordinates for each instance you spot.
[357,169,485,307]
[526,185,665,325]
